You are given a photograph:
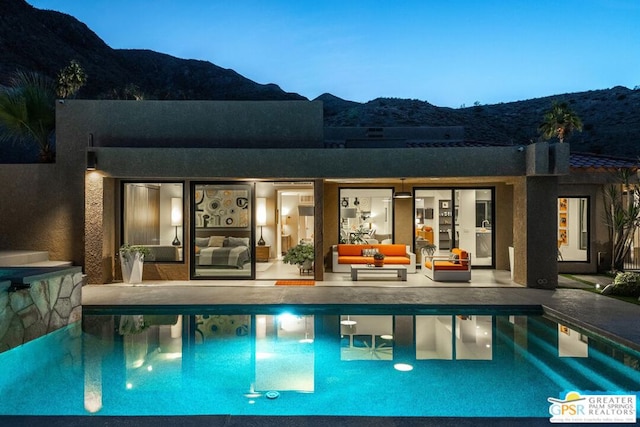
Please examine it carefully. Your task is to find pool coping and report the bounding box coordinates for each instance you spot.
[0,414,635,427]
[0,266,82,287]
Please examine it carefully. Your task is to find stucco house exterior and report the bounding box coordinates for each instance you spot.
[0,100,634,289]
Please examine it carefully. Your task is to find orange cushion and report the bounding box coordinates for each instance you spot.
[374,244,406,256]
[340,256,410,265]
[451,248,469,266]
[338,244,373,256]
[340,256,372,264]
[383,257,410,265]
[424,259,467,270]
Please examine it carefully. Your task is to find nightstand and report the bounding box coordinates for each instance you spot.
[256,245,270,262]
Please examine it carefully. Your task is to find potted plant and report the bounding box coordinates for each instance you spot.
[350,225,369,244]
[422,243,437,257]
[119,244,150,284]
[283,243,314,274]
[373,251,385,267]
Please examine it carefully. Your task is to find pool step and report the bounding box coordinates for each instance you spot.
[0,250,71,267]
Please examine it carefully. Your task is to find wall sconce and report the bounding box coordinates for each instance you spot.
[256,197,267,246]
[87,133,97,170]
[171,197,182,246]
[86,151,97,170]
[360,211,371,221]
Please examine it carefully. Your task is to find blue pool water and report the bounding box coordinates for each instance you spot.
[0,306,638,419]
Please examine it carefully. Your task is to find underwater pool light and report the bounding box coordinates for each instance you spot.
[394,363,413,372]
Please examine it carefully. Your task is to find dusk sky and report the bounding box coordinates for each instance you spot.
[28,0,640,107]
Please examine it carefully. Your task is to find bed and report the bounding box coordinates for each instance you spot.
[196,236,251,269]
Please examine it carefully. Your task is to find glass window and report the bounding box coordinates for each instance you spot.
[339,189,393,244]
[122,182,184,262]
[193,183,253,279]
[558,197,588,262]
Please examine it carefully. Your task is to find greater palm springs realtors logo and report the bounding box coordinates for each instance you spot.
[548,391,637,423]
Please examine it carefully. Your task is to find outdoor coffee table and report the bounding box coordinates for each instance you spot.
[350,264,407,281]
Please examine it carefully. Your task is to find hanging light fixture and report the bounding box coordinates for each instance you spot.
[393,178,413,199]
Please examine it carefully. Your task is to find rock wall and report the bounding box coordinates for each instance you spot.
[0,268,83,353]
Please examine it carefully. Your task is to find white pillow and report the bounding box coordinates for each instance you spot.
[208,236,226,247]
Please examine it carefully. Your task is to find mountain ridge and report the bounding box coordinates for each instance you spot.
[2,0,639,158]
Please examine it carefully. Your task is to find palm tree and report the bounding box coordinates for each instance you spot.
[0,71,56,162]
[538,101,583,143]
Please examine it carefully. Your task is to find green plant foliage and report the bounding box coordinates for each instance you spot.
[119,244,151,258]
[349,225,369,244]
[282,243,314,266]
[422,242,437,256]
[56,59,87,99]
[373,252,385,260]
[538,101,583,143]
[602,168,640,272]
[0,70,56,162]
[612,272,640,297]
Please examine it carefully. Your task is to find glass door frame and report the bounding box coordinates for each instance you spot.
[190,181,255,280]
[414,187,495,268]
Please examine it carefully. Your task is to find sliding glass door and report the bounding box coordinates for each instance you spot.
[415,188,493,267]
[191,182,254,279]
[454,189,492,266]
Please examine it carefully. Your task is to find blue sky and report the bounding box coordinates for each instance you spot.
[27,0,640,107]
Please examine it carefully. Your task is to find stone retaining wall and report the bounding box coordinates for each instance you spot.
[0,269,83,353]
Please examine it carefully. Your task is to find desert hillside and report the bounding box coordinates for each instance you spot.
[1,0,638,159]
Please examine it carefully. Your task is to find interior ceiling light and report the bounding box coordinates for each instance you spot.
[393,178,413,199]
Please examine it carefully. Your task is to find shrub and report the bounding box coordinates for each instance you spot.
[611,272,640,297]
[282,243,314,266]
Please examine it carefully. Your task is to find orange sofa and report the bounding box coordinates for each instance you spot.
[422,248,471,281]
[332,244,416,273]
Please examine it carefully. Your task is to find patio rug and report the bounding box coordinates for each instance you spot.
[275,280,315,286]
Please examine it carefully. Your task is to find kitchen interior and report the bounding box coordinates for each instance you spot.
[415,189,492,267]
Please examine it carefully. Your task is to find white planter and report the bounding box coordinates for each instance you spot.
[120,252,144,284]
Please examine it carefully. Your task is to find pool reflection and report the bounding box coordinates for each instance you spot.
[79,310,640,417]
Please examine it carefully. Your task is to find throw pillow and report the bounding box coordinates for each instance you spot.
[226,236,249,247]
[208,236,225,247]
[195,237,209,247]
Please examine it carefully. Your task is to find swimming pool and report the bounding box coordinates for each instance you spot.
[0,306,638,420]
